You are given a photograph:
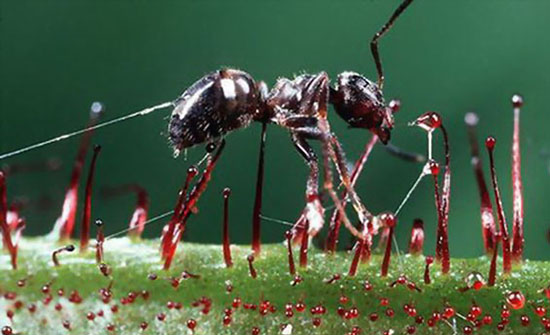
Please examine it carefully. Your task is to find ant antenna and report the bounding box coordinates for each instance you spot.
[0,101,173,161]
[370,0,415,89]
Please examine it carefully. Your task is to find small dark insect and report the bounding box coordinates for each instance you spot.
[168,0,414,239]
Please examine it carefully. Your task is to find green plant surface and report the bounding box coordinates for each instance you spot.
[1,238,549,335]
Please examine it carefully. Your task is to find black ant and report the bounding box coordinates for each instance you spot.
[168,0,415,241]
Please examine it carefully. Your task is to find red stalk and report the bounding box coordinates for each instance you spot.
[285,231,296,275]
[160,166,197,260]
[348,237,365,277]
[299,219,310,268]
[163,141,226,270]
[465,112,496,254]
[95,219,105,263]
[380,227,394,277]
[437,126,451,274]
[0,171,17,269]
[80,145,101,252]
[486,137,512,273]
[54,108,102,240]
[408,218,424,255]
[510,95,524,263]
[102,184,149,239]
[380,213,396,277]
[488,232,502,287]
[222,188,233,268]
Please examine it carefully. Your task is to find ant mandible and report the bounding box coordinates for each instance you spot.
[168,0,415,241]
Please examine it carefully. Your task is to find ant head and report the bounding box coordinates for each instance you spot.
[330,72,394,144]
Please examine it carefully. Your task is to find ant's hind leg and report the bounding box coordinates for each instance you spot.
[290,133,324,238]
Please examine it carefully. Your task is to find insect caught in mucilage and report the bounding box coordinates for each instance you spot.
[0,0,420,263]
[167,0,416,253]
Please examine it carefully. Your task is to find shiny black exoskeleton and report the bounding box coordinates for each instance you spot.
[167,0,414,237]
[168,69,393,152]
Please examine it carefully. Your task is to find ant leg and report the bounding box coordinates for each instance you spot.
[327,133,373,224]
[251,122,267,255]
[370,0,414,89]
[290,133,324,237]
[301,73,367,238]
[384,143,425,163]
[326,134,378,252]
[316,123,364,239]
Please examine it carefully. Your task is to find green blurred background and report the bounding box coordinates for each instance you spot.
[1,1,549,259]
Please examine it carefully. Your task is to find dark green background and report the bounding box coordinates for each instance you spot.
[1,1,549,259]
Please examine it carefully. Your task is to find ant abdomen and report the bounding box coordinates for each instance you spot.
[168,69,263,152]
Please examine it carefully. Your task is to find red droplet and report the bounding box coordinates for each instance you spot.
[470,304,482,317]
[429,160,440,176]
[186,319,197,330]
[412,111,442,131]
[363,280,373,291]
[506,291,525,310]
[520,314,530,326]
[339,295,349,304]
[443,306,455,319]
[312,318,321,327]
[140,321,148,330]
[1,326,12,335]
[369,312,379,322]
[534,306,546,317]
[485,136,496,150]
